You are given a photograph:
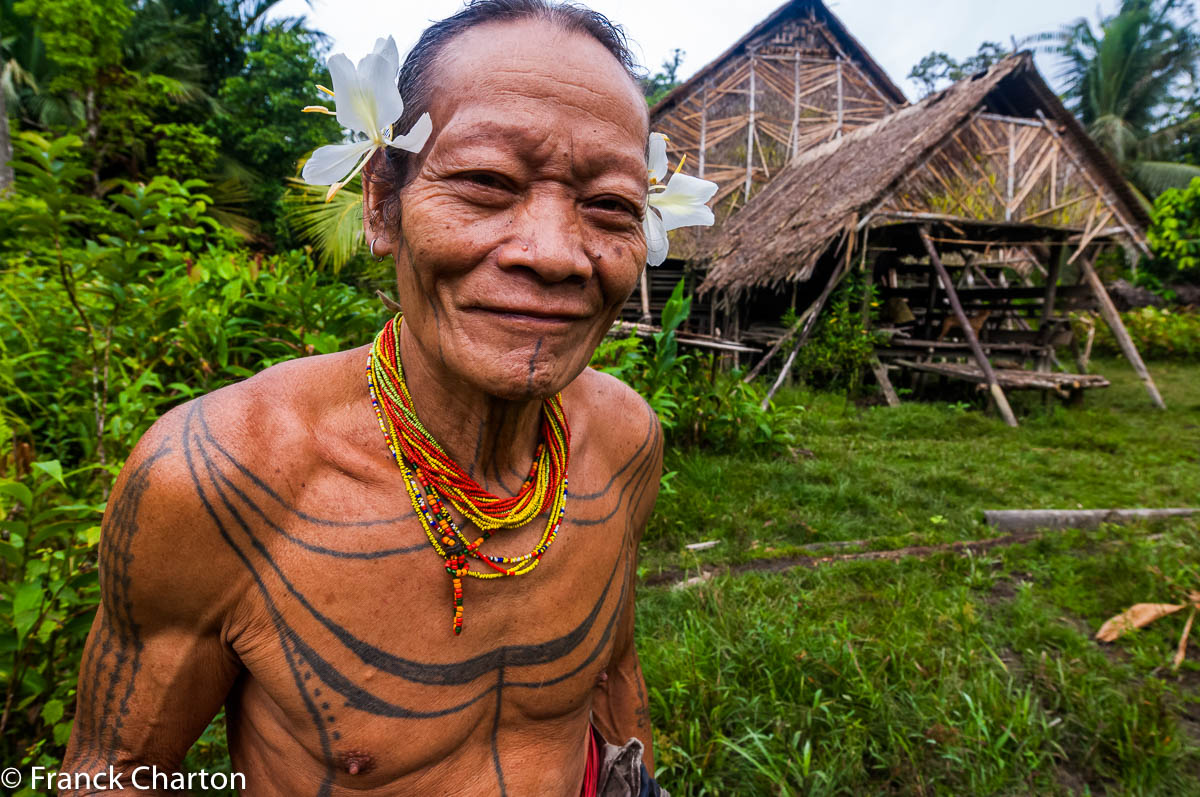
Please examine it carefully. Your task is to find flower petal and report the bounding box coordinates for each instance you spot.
[386,112,432,154]
[327,53,370,133]
[302,140,374,185]
[644,208,669,266]
[371,36,400,78]
[648,132,668,184]
[358,51,404,136]
[648,172,717,231]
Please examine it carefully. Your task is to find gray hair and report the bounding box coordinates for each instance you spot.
[369,0,642,230]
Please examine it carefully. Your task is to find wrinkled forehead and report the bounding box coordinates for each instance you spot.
[424,20,649,170]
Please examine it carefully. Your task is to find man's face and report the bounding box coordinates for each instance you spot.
[369,20,649,401]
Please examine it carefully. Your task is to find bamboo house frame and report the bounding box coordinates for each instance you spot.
[620,2,1164,422]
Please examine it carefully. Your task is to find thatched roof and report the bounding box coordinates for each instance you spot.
[699,53,1148,296]
[650,0,907,122]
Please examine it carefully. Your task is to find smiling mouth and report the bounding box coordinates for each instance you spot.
[467,307,591,326]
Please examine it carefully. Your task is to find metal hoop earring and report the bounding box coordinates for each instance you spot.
[371,236,386,262]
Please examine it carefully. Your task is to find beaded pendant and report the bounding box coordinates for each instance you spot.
[366,315,570,634]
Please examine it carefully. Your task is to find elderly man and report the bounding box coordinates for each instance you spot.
[59,0,704,794]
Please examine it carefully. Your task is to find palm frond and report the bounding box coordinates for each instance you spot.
[282,176,365,272]
[1129,159,1200,196]
[207,177,259,240]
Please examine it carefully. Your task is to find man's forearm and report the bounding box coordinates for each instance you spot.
[594,650,655,774]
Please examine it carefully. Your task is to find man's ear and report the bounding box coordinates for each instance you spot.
[361,150,394,248]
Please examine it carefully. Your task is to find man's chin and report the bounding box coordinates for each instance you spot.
[447,346,590,402]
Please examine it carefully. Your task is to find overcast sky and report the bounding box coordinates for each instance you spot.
[268,0,1119,100]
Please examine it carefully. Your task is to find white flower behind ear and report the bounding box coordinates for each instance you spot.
[648,132,669,185]
[301,36,432,201]
[643,132,718,266]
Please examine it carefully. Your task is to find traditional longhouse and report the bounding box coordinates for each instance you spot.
[619,0,1164,421]
[698,53,1164,421]
[623,0,906,332]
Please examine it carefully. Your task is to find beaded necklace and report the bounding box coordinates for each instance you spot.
[366,315,570,635]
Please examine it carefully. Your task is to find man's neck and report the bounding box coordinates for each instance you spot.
[397,323,544,490]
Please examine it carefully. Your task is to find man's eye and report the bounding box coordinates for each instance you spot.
[588,197,638,217]
[461,172,511,191]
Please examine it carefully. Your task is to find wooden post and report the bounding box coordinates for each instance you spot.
[1078,253,1167,409]
[919,227,1019,427]
[1005,123,1015,221]
[859,227,873,327]
[639,269,651,324]
[698,80,709,178]
[743,300,816,383]
[1049,144,1057,209]
[731,309,741,369]
[835,56,844,139]
[870,356,901,407]
[760,256,854,409]
[922,265,940,340]
[745,49,756,203]
[1038,243,1064,365]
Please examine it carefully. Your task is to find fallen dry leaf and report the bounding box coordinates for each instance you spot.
[1096,603,1185,642]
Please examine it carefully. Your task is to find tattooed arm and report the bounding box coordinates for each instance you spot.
[60,406,242,795]
[591,397,663,775]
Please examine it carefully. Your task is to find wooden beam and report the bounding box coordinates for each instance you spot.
[870,356,901,407]
[1078,252,1166,409]
[1038,244,1063,346]
[760,245,857,409]
[698,80,708,178]
[1005,123,1015,221]
[1035,109,1147,254]
[742,302,816,383]
[919,226,1019,427]
[978,113,1044,127]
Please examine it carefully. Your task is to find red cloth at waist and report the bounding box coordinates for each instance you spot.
[581,724,602,797]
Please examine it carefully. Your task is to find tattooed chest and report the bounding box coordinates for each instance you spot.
[180,401,657,794]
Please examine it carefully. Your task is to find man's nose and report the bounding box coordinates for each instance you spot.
[497,191,593,283]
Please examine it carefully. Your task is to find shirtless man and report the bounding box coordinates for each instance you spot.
[61,2,671,793]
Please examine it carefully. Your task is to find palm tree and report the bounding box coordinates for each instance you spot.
[1038,0,1200,204]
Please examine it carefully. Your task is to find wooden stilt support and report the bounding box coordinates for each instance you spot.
[1078,253,1166,409]
[919,226,1019,427]
[760,256,854,409]
[743,299,817,383]
[1037,244,1064,371]
[870,356,900,407]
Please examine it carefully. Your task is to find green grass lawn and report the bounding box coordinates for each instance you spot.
[637,357,1200,795]
[642,357,1200,576]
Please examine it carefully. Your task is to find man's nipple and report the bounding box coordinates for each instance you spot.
[337,751,375,776]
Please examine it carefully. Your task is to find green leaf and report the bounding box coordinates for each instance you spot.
[0,480,33,511]
[13,581,44,641]
[41,699,64,725]
[32,460,67,490]
[54,720,74,747]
